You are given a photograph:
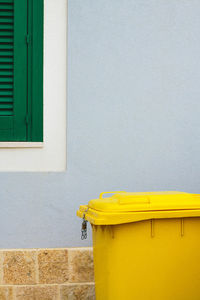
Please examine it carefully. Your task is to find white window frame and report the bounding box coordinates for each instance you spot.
[0,0,67,172]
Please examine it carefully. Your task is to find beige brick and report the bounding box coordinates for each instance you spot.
[15,285,59,300]
[60,283,95,300]
[38,249,68,284]
[0,251,3,284]
[68,248,94,283]
[3,251,36,285]
[0,286,14,300]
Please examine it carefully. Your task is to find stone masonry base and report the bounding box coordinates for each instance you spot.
[0,247,95,300]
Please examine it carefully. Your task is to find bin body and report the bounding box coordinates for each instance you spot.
[77,191,200,300]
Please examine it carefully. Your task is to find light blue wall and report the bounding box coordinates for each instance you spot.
[1,0,200,248]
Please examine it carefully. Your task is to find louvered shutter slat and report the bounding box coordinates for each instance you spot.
[0,44,13,49]
[0,11,13,17]
[0,37,13,42]
[0,83,12,88]
[0,17,13,23]
[0,31,13,37]
[0,5,13,10]
[0,64,13,69]
[0,97,12,102]
[0,24,13,30]
[0,51,12,56]
[0,0,13,3]
[0,70,12,76]
[0,77,12,82]
[0,0,13,117]
[0,57,13,62]
[0,90,12,95]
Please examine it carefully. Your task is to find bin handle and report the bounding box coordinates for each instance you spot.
[99,191,126,200]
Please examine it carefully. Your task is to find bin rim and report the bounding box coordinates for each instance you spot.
[77,191,200,225]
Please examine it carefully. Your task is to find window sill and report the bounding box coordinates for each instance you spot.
[0,142,44,148]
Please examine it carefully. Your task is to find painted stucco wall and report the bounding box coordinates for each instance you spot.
[0,0,200,248]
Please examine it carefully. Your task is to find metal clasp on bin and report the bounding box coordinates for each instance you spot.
[81,208,88,240]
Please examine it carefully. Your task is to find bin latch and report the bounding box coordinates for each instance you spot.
[81,212,88,240]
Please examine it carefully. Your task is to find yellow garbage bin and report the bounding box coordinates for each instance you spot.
[77,191,200,300]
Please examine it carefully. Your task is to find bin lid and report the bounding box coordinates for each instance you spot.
[77,191,200,225]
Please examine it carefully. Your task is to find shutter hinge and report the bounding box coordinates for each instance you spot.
[26,34,31,45]
[25,114,30,125]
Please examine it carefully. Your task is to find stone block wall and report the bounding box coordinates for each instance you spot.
[0,247,95,300]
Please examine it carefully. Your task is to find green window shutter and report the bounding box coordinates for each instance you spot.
[28,0,43,142]
[0,0,43,142]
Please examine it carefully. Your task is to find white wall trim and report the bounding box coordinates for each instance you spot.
[0,142,44,148]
